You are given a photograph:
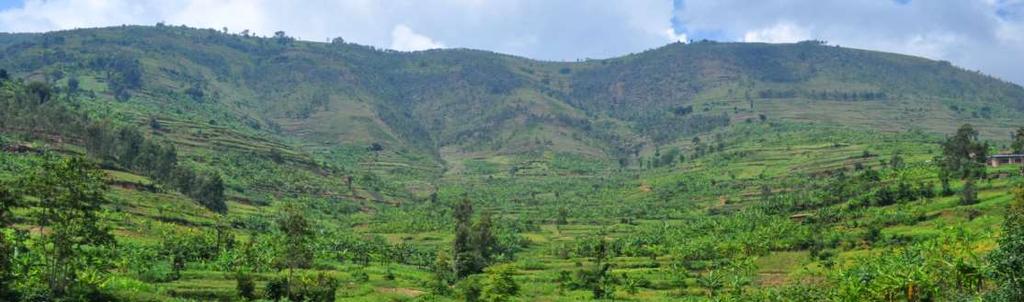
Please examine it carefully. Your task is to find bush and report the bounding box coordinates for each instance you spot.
[235,271,257,301]
[481,267,519,302]
[299,273,339,302]
[265,277,288,301]
[989,186,1024,300]
[136,258,176,283]
[265,273,338,302]
[352,269,369,283]
[455,275,484,302]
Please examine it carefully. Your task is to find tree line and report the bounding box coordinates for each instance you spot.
[0,75,226,213]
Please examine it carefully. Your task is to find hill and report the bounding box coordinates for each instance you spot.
[2,26,1022,175]
[2,25,1024,301]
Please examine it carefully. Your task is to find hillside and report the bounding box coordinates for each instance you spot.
[2,26,1022,174]
[2,25,1024,301]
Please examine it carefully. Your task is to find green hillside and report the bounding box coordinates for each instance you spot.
[1,25,1024,301]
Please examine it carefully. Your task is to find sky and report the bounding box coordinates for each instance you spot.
[0,0,1021,85]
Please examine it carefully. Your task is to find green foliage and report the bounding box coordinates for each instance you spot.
[3,26,1024,301]
[453,197,480,279]
[430,250,454,295]
[938,124,988,180]
[0,79,226,213]
[277,204,314,271]
[988,186,1024,300]
[830,229,985,301]
[27,157,115,298]
[0,185,19,301]
[455,275,484,302]
[0,156,118,300]
[481,266,519,302]
[235,270,257,301]
[569,239,618,299]
[266,273,339,302]
[960,178,979,206]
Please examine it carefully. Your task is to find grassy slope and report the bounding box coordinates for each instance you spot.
[3,27,1023,169]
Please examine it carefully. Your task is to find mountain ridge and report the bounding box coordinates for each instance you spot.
[2,25,1023,174]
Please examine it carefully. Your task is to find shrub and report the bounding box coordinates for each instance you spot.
[456,275,484,302]
[352,269,369,283]
[481,267,519,302]
[235,271,257,301]
[988,186,1024,300]
[265,273,338,302]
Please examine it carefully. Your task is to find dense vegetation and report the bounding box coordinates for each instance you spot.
[1,25,1024,301]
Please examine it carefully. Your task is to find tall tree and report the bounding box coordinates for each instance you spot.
[431,250,454,295]
[28,157,115,298]
[276,204,314,298]
[575,238,615,299]
[473,212,497,265]
[453,197,479,278]
[938,124,988,180]
[1013,127,1024,154]
[197,172,227,213]
[960,178,978,205]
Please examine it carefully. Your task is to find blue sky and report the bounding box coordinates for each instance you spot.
[0,0,18,11]
[0,0,1021,85]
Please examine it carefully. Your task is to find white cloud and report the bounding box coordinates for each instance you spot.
[672,0,1024,85]
[742,22,810,43]
[390,24,445,51]
[664,28,688,43]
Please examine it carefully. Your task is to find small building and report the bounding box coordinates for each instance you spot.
[988,154,1024,167]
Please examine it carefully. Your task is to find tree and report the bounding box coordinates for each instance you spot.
[939,169,955,196]
[938,124,988,180]
[698,270,725,298]
[26,81,52,104]
[369,143,384,160]
[431,250,454,295]
[149,116,162,130]
[235,271,257,301]
[453,197,479,278]
[890,153,905,169]
[28,157,115,298]
[556,207,569,225]
[959,178,978,205]
[456,275,484,302]
[277,204,314,298]
[989,185,1024,300]
[196,173,226,213]
[1013,127,1024,154]
[273,31,294,45]
[473,212,498,264]
[0,186,19,300]
[67,76,79,94]
[573,238,616,299]
[481,267,519,302]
